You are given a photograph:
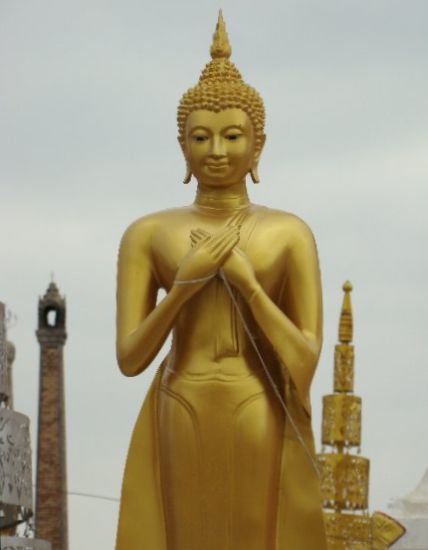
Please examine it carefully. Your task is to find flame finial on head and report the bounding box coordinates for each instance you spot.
[210,10,232,60]
[198,10,242,85]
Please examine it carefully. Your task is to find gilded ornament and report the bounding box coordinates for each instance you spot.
[317,283,405,549]
[334,343,355,393]
[322,394,362,447]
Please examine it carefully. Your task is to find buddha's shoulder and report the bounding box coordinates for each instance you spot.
[252,204,316,242]
[119,207,193,244]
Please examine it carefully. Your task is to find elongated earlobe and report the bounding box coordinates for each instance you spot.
[250,166,260,184]
[250,136,266,183]
[183,165,192,184]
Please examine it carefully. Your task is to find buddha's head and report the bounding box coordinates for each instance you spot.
[177,11,266,187]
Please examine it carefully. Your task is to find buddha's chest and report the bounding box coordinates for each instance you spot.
[151,216,289,295]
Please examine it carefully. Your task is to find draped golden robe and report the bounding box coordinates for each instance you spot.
[115,355,327,550]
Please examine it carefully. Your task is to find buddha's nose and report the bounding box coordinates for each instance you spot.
[210,135,226,158]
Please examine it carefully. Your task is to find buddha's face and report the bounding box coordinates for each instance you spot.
[184,108,258,188]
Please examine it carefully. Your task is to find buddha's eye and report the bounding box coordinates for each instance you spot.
[192,135,208,143]
[225,134,241,141]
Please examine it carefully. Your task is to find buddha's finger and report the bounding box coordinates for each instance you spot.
[194,227,210,237]
[207,227,239,253]
[190,234,210,251]
[190,234,209,249]
[205,226,236,250]
[191,228,210,240]
[226,211,246,228]
[226,210,244,226]
[212,240,240,264]
[210,233,239,260]
[190,236,203,248]
[190,229,209,248]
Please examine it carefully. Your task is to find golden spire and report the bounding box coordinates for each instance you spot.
[317,282,405,549]
[210,10,232,60]
[334,281,355,393]
[339,280,353,344]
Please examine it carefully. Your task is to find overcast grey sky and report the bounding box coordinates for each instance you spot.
[1,1,428,548]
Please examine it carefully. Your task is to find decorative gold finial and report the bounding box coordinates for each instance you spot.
[339,280,353,344]
[210,10,232,60]
[318,280,405,548]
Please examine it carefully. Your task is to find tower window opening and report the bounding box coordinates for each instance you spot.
[46,308,58,328]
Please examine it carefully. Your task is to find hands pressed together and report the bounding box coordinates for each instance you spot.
[174,215,258,299]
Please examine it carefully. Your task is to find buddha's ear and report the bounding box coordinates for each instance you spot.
[178,136,186,156]
[250,165,260,184]
[250,134,266,184]
[255,133,266,163]
[178,137,192,184]
[183,164,192,184]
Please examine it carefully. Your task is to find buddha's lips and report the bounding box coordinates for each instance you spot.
[206,163,228,168]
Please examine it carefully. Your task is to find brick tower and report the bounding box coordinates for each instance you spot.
[35,282,68,550]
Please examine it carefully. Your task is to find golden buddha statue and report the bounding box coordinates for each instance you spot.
[115,11,327,550]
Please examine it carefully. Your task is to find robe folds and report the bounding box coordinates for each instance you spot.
[115,355,327,550]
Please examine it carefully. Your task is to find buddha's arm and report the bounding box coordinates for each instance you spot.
[116,222,192,377]
[240,221,322,414]
[117,221,239,377]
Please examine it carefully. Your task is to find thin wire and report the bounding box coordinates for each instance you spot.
[219,269,321,478]
[174,273,216,285]
[67,490,119,503]
[31,484,119,503]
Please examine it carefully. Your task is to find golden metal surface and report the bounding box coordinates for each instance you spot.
[115,11,327,550]
[334,343,355,392]
[339,281,353,344]
[323,511,406,549]
[371,512,406,549]
[322,394,362,447]
[327,540,371,550]
[324,512,371,542]
[318,284,405,549]
[318,454,369,510]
